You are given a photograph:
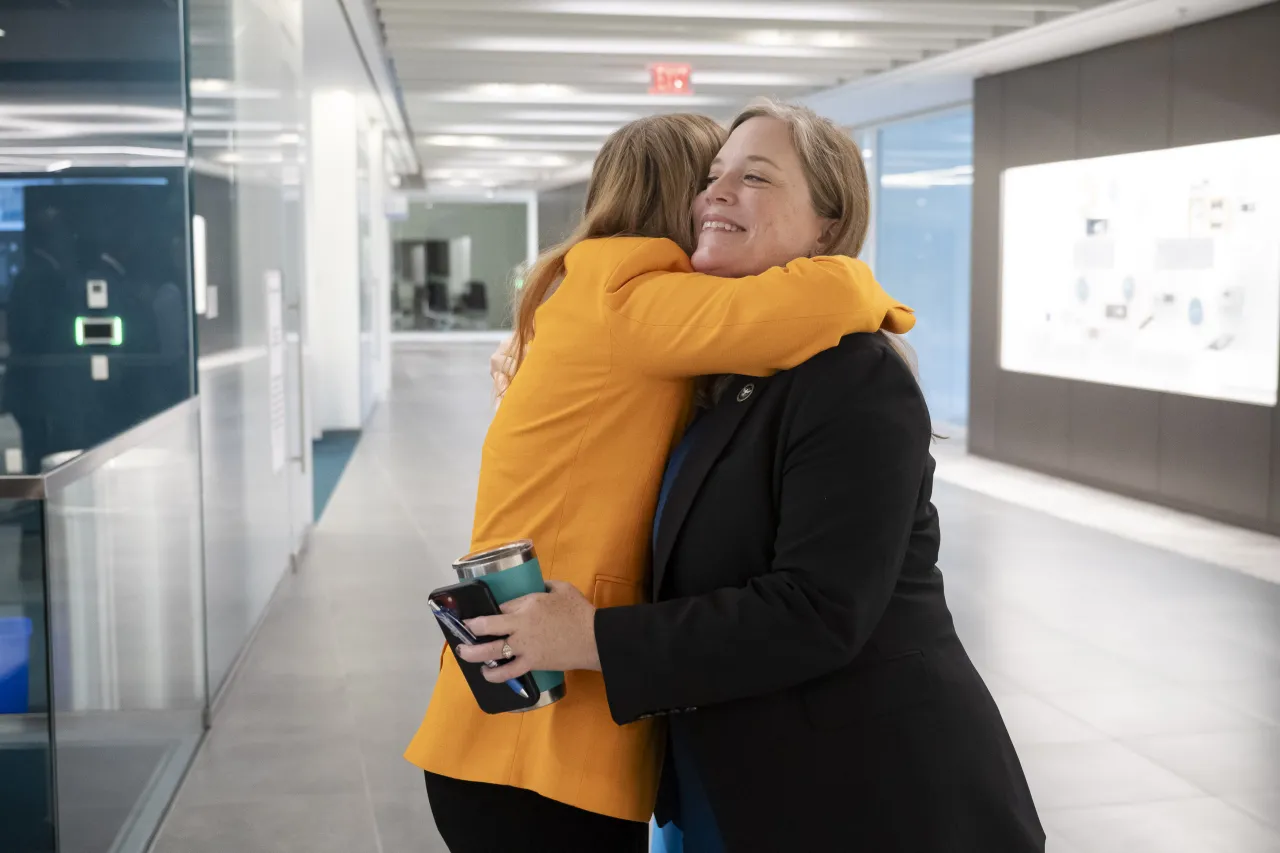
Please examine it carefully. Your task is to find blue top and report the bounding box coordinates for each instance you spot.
[651,417,724,853]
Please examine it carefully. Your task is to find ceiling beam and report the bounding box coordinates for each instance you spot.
[378,10,1005,41]
[374,0,1088,27]
[386,34,950,61]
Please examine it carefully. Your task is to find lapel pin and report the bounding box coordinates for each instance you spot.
[737,384,754,402]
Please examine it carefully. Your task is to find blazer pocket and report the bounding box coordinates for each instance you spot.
[591,574,646,609]
[800,650,933,730]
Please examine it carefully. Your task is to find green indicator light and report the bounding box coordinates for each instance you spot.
[74,316,124,347]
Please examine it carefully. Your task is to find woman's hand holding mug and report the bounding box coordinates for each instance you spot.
[457,580,600,680]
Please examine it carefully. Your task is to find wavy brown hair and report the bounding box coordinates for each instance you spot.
[504,113,727,382]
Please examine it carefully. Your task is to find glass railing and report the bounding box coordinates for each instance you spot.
[0,495,55,851]
[0,398,206,853]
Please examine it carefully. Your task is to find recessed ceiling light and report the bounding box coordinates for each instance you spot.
[420,134,504,148]
[538,1,995,25]
[191,79,231,94]
[742,30,793,47]
[422,124,614,138]
[505,110,640,123]
[414,91,731,108]
[461,36,850,59]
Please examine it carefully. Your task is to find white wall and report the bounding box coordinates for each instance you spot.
[306,89,364,432]
[367,125,393,400]
[302,0,399,432]
[192,0,310,698]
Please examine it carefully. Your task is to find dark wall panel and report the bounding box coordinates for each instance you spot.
[995,373,1072,470]
[1170,2,1280,147]
[537,181,588,251]
[1068,384,1161,493]
[1078,34,1172,158]
[971,2,1280,535]
[968,75,1003,455]
[1158,395,1272,522]
[1000,58,1079,167]
[993,59,1077,470]
[1272,400,1280,527]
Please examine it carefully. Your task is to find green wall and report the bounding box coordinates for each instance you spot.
[393,202,527,328]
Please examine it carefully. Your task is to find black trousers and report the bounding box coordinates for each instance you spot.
[425,771,648,853]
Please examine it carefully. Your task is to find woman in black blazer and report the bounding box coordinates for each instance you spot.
[466,332,1044,851]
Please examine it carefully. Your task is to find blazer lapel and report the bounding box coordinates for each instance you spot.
[652,375,769,598]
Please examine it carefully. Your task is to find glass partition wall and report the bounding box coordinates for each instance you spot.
[859,108,975,429]
[0,3,209,852]
[0,495,54,851]
[0,401,206,853]
[392,200,532,332]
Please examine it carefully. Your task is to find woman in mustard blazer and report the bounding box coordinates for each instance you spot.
[403,113,913,851]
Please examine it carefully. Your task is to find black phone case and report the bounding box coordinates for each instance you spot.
[429,580,540,714]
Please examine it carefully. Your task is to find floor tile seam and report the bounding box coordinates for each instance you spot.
[1213,796,1280,839]
[934,456,1280,585]
[362,446,449,555]
[1119,731,1280,798]
[1033,684,1280,734]
[352,723,389,853]
[962,591,1280,697]
[967,595,1196,692]
[934,454,1277,543]
[1045,793,1280,851]
[1039,781,1219,813]
[1000,693,1112,742]
[1220,792,1280,831]
[1041,790,1252,816]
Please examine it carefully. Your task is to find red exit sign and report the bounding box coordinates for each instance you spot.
[649,63,692,95]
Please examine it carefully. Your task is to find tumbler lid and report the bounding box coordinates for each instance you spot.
[453,540,536,578]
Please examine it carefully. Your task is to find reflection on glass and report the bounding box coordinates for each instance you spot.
[187,0,309,698]
[392,203,528,331]
[44,403,206,852]
[0,174,193,474]
[875,109,974,427]
[0,497,55,852]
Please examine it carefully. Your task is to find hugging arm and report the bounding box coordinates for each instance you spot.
[594,344,930,723]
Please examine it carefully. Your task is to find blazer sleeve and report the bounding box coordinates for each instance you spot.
[594,340,931,724]
[596,238,914,378]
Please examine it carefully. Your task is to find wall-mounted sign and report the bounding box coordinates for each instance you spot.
[74,316,123,347]
[265,270,287,474]
[649,63,692,95]
[1000,134,1280,407]
[385,192,410,221]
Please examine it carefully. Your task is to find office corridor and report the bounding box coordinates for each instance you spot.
[153,343,1280,853]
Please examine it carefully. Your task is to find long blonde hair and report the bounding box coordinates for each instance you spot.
[505,114,727,382]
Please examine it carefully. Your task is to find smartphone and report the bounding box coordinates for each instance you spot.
[428,580,541,714]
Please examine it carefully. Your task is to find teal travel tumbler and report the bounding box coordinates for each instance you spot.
[452,541,566,711]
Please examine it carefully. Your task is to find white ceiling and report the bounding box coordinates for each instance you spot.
[372,0,1104,192]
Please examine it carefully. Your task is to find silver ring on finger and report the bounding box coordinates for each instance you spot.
[500,641,515,660]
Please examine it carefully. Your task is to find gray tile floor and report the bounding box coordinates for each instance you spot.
[154,343,1280,853]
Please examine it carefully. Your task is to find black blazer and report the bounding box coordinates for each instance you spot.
[596,334,1045,852]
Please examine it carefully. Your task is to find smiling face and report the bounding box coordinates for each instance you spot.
[690,117,837,277]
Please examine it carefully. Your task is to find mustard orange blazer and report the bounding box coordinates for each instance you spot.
[404,236,915,822]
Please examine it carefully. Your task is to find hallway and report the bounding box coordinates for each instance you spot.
[154,342,1280,853]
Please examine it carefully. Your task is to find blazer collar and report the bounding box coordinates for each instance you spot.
[653,375,769,598]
